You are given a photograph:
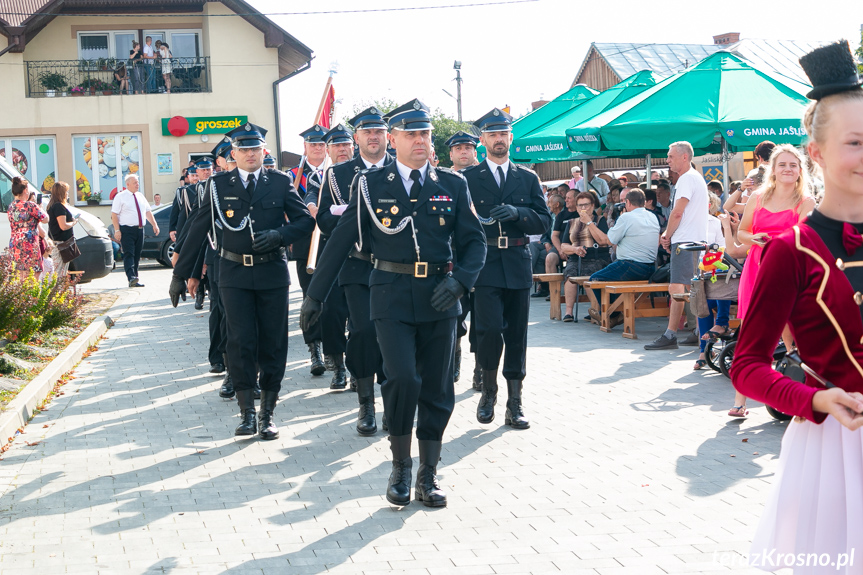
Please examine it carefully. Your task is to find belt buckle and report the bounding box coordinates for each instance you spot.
[242,254,254,267]
[498,236,509,249]
[414,262,428,278]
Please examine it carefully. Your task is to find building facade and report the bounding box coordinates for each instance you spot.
[0,0,313,221]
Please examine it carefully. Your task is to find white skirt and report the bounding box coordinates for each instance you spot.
[750,416,863,574]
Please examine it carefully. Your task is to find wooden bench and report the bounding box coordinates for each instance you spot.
[66,270,85,294]
[533,273,564,320]
[604,283,671,339]
[583,280,649,327]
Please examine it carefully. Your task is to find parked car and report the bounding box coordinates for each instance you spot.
[107,203,175,267]
[0,156,113,282]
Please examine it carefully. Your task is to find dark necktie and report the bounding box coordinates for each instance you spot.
[132,191,143,227]
[497,166,506,189]
[247,173,256,196]
[409,169,422,201]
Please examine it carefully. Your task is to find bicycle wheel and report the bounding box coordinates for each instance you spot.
[718,340,736,379]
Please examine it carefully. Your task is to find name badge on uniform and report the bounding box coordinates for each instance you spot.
[224,196,239,200]
[226,209,234,218]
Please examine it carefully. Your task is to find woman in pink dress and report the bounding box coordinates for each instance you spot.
[729,144,815,417]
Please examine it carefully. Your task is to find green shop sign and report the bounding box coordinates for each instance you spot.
[163,115,249,137]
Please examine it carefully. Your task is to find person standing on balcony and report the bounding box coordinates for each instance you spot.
[129,42,144,94]
[159,42,173,94]
[142,36,156,94]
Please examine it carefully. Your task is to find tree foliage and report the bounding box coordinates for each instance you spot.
[856,30,863,74]
[344,100,476,168]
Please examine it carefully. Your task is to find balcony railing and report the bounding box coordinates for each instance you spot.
[25,57,211,98]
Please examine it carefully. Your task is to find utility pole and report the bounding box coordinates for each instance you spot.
[453,60,463,122]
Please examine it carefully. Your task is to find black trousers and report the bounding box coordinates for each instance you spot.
[295,261,322,344]
[473,286,530,381]
[376,317,456,440]
[221,286,288,393]
[119,225,143,281]
[343,283,383,379]
[207,257,227,367]
[321,282,348,357]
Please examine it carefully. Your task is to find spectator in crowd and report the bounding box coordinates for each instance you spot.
[656,181,673,221]
[557,183,570,195]
[130,41,144,94]
[694,192,731,370]
[113,62,129,94]
[533,193,564,298]
[159,42,173,93]
[584,189,659,327]
[46,181,79,278]
[724,140,775,214]
[560,191,610,322]
[567,165,582,189]
[603,180,624,228]
[575,160,610,202]
[540,184,548,200]
[111,174,160,288]
[707,179,724,202]
[544,188,577,278]
[153,193,161,207]
[733,145,815,416]
[143,35,156,93]
[643,188,667,229]
[7,177,48,280]
[645,141,708,350]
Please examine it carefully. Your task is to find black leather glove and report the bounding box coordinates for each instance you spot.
[430,276,465,312]
[252,229,282,252]
[300,297,323,331]
[169,275,186,308]
[489,204,519,222]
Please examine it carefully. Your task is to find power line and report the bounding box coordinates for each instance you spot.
[0,0,539,19]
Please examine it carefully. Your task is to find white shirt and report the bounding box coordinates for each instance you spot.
[670,168,709,244]
[606,207,660,264]
[485,157,510,187]
[237,167,262,188]
[111,189,151,227]
[576,176,610,202]
[361,156,385,170]
[396,160,427,197]
[143,43,154,59]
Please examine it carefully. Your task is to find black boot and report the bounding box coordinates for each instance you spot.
[349,375,357,392]
[415,440,446,507]
[253,376,261,400]
[258,390,280,440]
[504,379,530,429]
[324,355,336,372]
[356,377,377,436]
[219,372,235,398]
[386,435,412,506]
[477,369,498,424]
[194,284,205,310]
[453,339,462,383]
[329,354,347,390]
[309,341,325,376]
[235,390,257,436]
[472,361,483,392]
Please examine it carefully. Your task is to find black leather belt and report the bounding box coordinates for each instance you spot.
[220,248,285,266]
[487,236,528,248]
[349,249,372,262]
[374,259,452,278]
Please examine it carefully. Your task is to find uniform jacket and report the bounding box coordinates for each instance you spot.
[287,162,325,262]
[731,223,863,423]
[462,160,552,289]
[170,184,195,234]
[174,168,314,290]
[317,153,394,287]
[307,161,487,323]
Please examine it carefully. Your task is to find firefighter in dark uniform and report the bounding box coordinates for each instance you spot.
[263,154,277,169]
[462,108,551,430]
[170,170,197,247]
[445,130,482,389]
[300,99,486,507]
[169,123,315,441]
[288,125,329,376]
[316,108,393,435]
[213,135,232,173]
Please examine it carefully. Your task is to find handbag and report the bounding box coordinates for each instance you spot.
[56,236,81,263]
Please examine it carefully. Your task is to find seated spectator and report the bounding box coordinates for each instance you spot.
[655,181,672,222]
[557,183,570,195]
[575,160,611,203]
[534,193,564,298]
[584,189,659,327]
[603,180,623,228]
[643,188,667,230]
[544,189,577,279]
[114,62,129,94]
[560,191,610,322]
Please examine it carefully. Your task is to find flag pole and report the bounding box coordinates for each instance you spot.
[306,72,336,273]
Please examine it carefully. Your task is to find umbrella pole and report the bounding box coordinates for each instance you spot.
[645,154,651,190]
[722,139,729,204]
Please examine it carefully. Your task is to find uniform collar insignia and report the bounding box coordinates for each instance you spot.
[354,166,361,172]
[387,172,395,181]
[429,169,438,182]
[230,177,237,183]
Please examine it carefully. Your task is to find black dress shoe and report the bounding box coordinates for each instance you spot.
[235,390,257,436]
[329,354,347,390]
[194,288,205,310]
[210,363,225,374]
[477,369,498,424]
[504,379,530,429]
[356,377,377,436]
[386,435,412,506]
[472,363,483,392]
[219,372,235,399]
[415,440,446,507]
[258,391,279,440]
[531,290,550,298]
[309,342,325,376]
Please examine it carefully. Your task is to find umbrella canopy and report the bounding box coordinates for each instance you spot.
[510,84,598,143]
[566,51,811,155]
[511,70,661,163]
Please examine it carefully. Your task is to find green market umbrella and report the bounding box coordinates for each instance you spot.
[510,84,598,144]
[512,70,660,163]
[565,51,811,156]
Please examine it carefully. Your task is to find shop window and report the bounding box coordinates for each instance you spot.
[0,137,58,195]
[72,134,141,204]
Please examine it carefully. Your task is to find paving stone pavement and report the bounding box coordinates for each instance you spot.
[0,261,786,574]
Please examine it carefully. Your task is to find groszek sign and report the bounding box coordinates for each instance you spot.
[162,116,249,137]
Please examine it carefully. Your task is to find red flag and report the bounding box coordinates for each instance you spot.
[316,83,335,129]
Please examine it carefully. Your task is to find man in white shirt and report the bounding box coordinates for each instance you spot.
[111,174,159,287]
[645,141,708,350]
[575,160,610,203]
[142,36,156,93]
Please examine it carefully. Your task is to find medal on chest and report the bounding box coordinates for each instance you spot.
[226,209,234,218]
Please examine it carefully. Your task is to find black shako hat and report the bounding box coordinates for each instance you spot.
[348,107,387,130]
[799,40,863,100]
[299,125,327,143]
[385,99,433,131]
[211,135,233,159]
[445,130,480,148]
[323,124,354,145]
[474,108,513,133]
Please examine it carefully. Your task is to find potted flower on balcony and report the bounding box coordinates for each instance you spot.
[71,86,84,97]
[39,71,68,97]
